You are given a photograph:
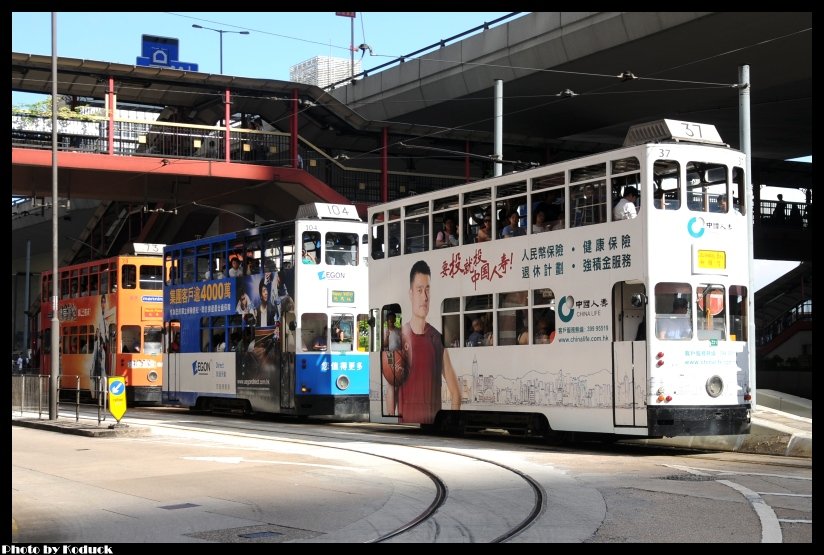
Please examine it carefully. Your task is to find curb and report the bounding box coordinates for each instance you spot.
[12,418,150,438]
[631,420,811,459]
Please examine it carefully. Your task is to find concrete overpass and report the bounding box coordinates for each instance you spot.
[330,12,811,169]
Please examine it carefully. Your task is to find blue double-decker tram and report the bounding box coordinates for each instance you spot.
[162,203,370,419]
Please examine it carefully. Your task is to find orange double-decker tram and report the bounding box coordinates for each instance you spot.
[39,243,165,404]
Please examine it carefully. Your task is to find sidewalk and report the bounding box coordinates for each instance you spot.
[12,417,150,438]
[12,392,811,458]
[638,391,812,458]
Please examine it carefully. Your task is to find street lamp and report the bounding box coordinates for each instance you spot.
[192,24,249,74]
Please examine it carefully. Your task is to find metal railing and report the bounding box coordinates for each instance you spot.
[757,299,813,348]
[11,113,468,204]
[11,374,108,424]
[11,374,48,418]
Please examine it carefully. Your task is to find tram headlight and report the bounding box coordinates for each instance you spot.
[336,374,350,391]
[705,375,724,398]
[147,371,159,383]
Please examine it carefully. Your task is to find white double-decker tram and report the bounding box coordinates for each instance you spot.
[163,203,370,419]
[367,120,753,438]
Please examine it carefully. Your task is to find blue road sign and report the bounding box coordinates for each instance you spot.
[136,34,198,71]
[109,379,125,396]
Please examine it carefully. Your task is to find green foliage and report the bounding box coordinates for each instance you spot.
[358,319,370,351]
[13,96,94,120]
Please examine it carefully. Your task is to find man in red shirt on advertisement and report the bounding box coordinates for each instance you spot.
[385,260,461,424]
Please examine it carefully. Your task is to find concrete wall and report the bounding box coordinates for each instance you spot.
[757,370,811,400]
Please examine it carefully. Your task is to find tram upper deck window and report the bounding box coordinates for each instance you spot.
[732,166,746,215]
[302,231,321,265]
[196,245,211,281]
[139,264,163,290]
[434,195,460,249]
[164,255,176,285]
[533,172,566,232]
[211,244,228,279]
[404,201,429,254]
[388,209,401,258]
[610,157,641,219]
[100,264,110,292]
[570,155,607,228]
[370,213,385,259]
[464,188,491,205]
[653,160,681,210]
[43,273,52,300]
[325,232,359,265]
[262,237,281,273]
[611,174,642,220]
[434,195,459,212]
[612,157,640,175]
[497,181,527,198]
[532,172,565,192]
[243,238,262,276]
[686,162,728,214]
[60,271,70,298]
[181,247,196,284]
[570,180,607,227]
[122,264,137,289]
[496,181,527,238]
[108,267,117,293]
[79,268,89,297]
[464,187,493,242]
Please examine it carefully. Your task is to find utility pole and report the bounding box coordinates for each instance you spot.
[335,12,357,79]
[50,12,59,419]
[192,24,249,74]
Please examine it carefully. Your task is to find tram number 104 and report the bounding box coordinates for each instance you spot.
[315,203,360,220]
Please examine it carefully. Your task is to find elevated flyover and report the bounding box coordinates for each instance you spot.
[331,12,811,176]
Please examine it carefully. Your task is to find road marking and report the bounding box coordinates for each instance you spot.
[718,479,782,543]
[183,455,367,471]
[664,464,784,543]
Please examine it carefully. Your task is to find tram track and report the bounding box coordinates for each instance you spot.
[15,407,811,543]
[125,407,812,543]
[117,408,548,542]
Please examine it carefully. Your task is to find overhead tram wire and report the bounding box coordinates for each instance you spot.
[191,201,257,226]
[346,58,743,164]
[398,143,538,171]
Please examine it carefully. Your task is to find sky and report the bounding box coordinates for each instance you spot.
[11,11,517,105]
[11,11,807,291]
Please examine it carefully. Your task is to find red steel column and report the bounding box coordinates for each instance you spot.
[224,89,231,162]
[108,77,115,155]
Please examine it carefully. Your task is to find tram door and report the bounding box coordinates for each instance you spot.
[612,282,648,428]
[164,322,181,402]
[279,308,296,410]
